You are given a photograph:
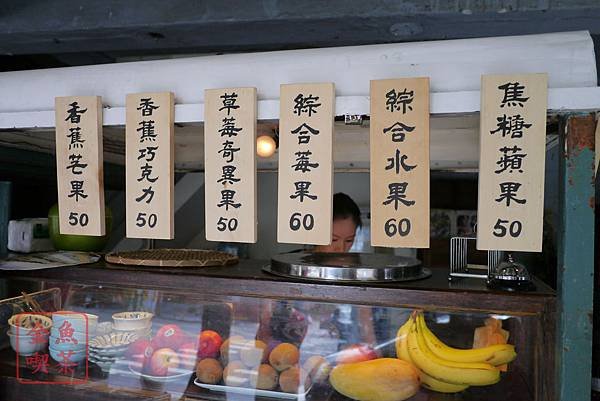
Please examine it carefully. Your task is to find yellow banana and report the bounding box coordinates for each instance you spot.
[396,317,469,393]
[420,372,471,394]
[407,315,500,386]
[417,313,516,366]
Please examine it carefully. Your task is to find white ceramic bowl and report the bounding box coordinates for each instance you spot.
[49,329,89,345]
[112,312,153,330]
[8,314,52,334]
[52,311,98,334]
[49,346,87,363]
[89,332,139,349]
[112,324,151,337]
[7,330,49,356]
[95,322,113,336]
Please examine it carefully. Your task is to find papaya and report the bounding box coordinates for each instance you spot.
[329,358,419,401]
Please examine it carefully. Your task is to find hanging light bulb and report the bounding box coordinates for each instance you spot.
[256,135,277,158]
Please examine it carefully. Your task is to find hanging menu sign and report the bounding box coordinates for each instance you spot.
[125,92,174,239]
[370,78,430,248]
[204,87,257,243]
[277,83,334,245]
[477,74,547,252]
[55,96,105,235]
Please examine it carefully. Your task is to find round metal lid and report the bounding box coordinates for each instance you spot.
[264,252,431,283]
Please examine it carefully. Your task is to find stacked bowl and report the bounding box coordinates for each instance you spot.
[7,313,52,356]
[49,311,98,363]
[112,312,153,339]
[89,332,139,372]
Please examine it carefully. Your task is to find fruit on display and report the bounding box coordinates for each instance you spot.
[417,314,516,366]
[193,332,326,394]
[198,330,223,359]
[240,340,269,367]
[269,343,300,371]
[408,315,500,386]
[223,360,250,387]
[220,335,245,365]
[303,355,331,383]
[149,348,180,376]
[329,358,419,401]
[153,324,187,350]
[396,320,468,393]
[196,358,223,384]
[473,317,510,371]
[396,311,518,391]
[335,344,379,365]
[279,366,311,393]
[178,341,198,354]
[126,339,152,365]
[249,363,279,390]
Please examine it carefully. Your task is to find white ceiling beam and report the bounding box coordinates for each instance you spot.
[2,87,600,130]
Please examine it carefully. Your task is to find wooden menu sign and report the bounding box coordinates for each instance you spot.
[370,78,430,248]
[277,83,335,245]
[477,74,548,252]
[125,92,174,239]
[55,96,105,235]
[204,87,257,243]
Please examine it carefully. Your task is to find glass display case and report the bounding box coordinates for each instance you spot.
[0,260,556,401]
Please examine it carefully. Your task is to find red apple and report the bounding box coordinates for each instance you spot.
[178,341,198,353]
[153,324,187,350]
[177,341,198,364]
[197,330,223,359]
[335,344,379,364]
[149,348,180,376]
[126,339,152,365]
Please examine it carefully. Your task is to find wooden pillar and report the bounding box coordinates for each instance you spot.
[0,181,11,258]
[557,114,596,400]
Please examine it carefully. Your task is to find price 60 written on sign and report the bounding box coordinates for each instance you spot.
[289,212,314,231]
[384,217,411,237]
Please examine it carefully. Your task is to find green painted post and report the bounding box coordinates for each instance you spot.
[557,114,596,401]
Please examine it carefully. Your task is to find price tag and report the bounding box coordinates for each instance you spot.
[204,87,257,243]
[370,78,430,248]
[55,96,105,236]
[277,83,335,245]
[125,92,174,239]
[477,74,548,252]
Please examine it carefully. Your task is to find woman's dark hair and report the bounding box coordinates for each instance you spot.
[333,193,362,228]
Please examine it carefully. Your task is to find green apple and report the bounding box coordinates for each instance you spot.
[47,204,112,252]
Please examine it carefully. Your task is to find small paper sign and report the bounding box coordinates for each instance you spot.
[370,78,430,248]
[477,73,548,252]
[55,96,105,236]
[277,83,335,245]
[125,92,174,239]
[204,87,257,243]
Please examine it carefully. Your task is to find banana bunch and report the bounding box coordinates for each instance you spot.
[395,311,517,393]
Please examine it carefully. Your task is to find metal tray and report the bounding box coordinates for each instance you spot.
[264,252,431,283]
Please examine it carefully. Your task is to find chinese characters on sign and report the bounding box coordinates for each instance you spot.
[370,78,430,248]
[204,88,257,242]
[126,92,174,239]
[15,312,88,384]
[55,96,105,236]
[277,83,334,245]
[477,74,548,252]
